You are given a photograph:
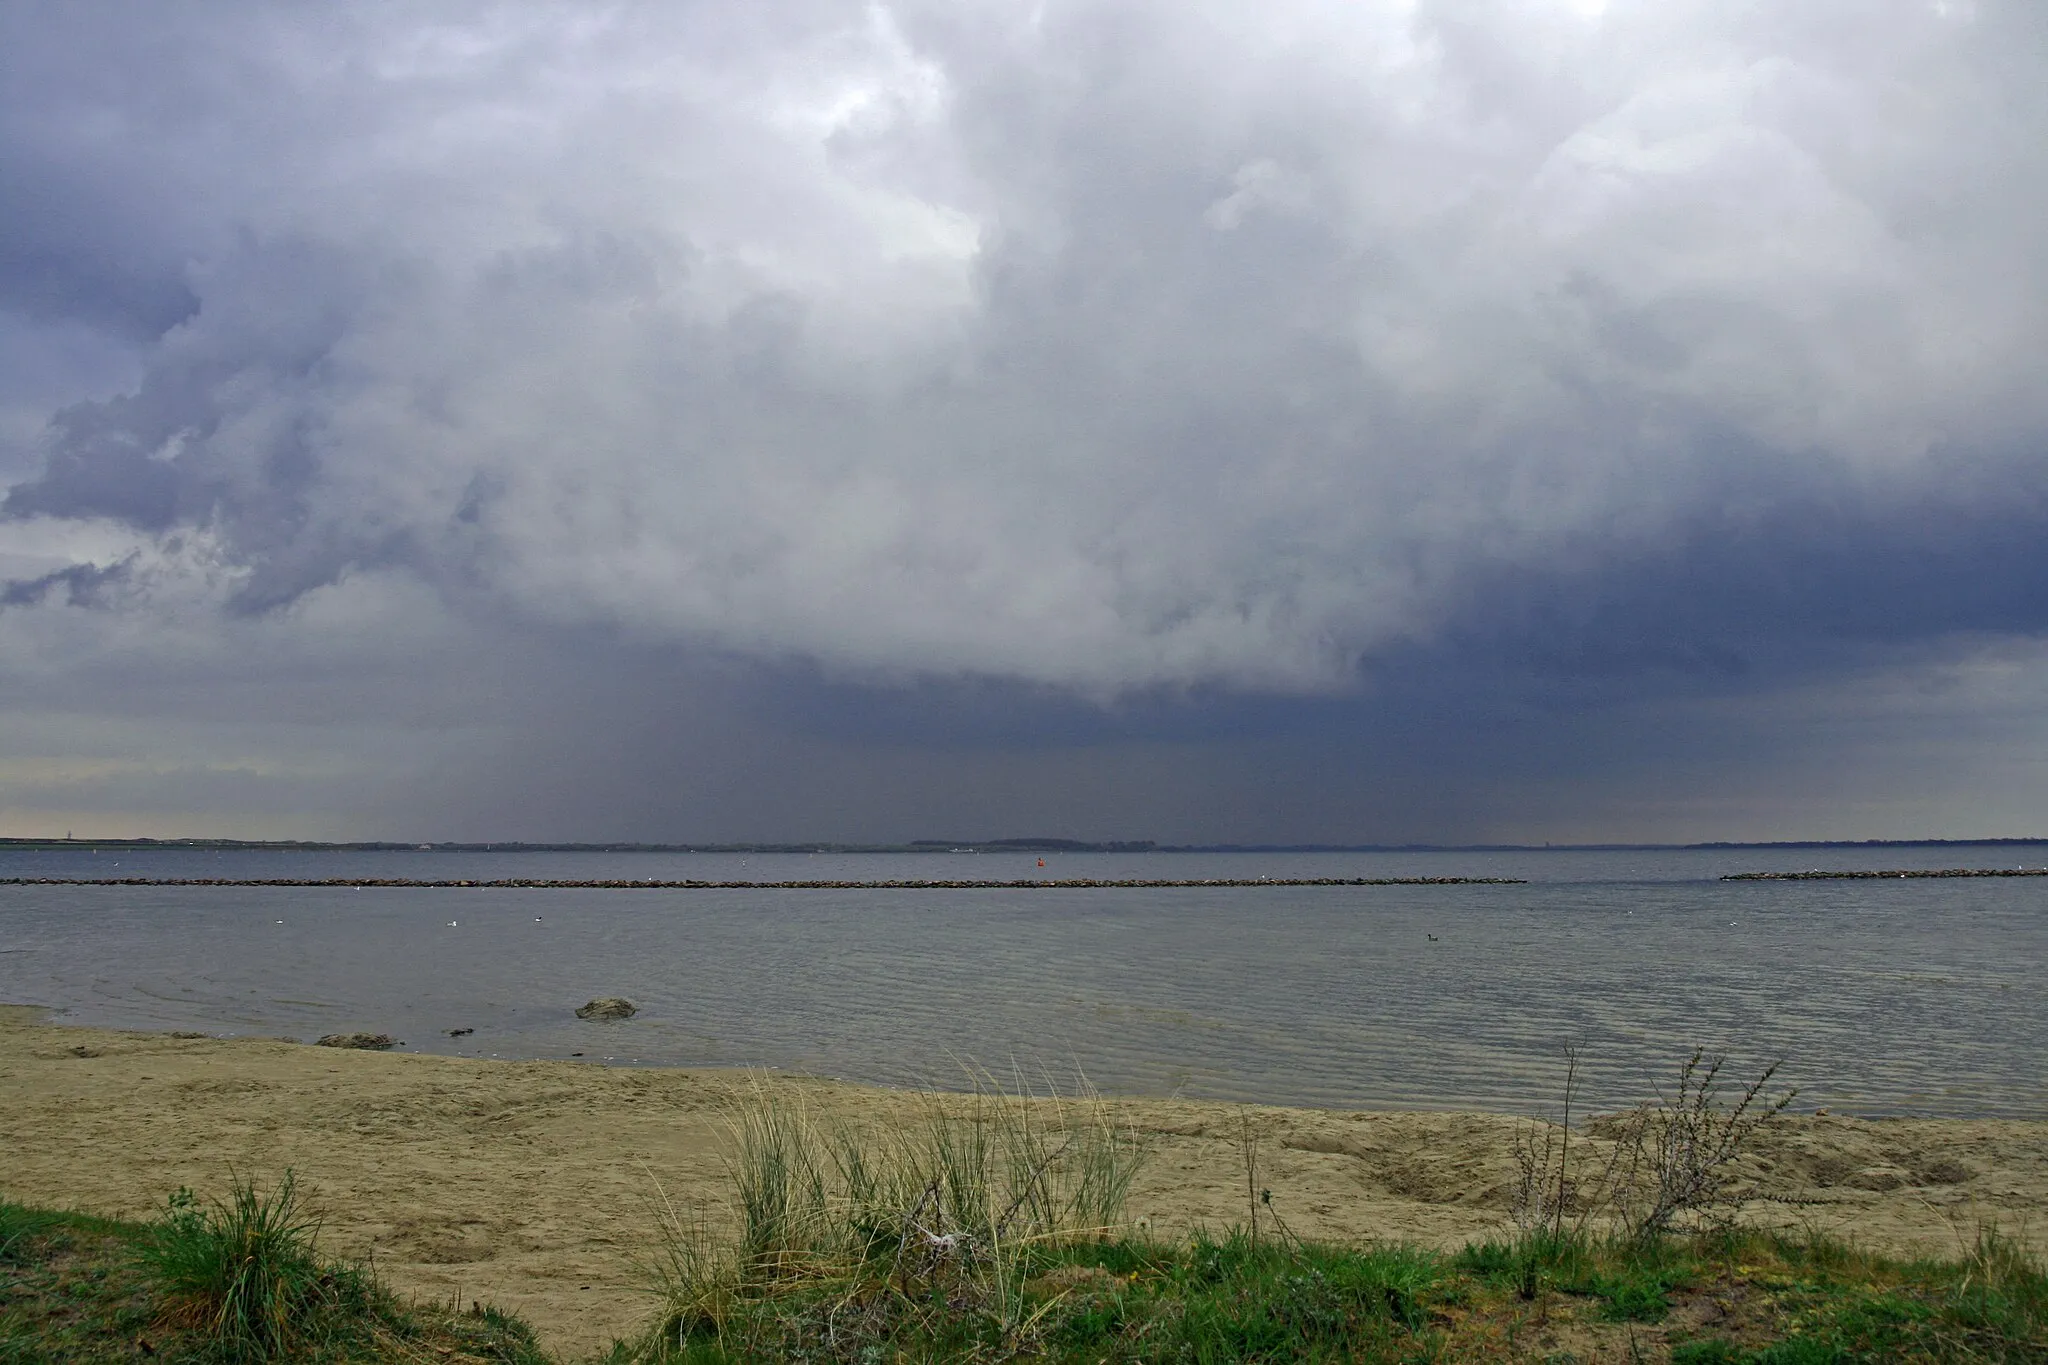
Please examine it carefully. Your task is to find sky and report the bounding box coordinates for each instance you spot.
[2,0,2046,845]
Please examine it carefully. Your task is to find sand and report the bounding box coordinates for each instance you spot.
[3,1005,2043,1358]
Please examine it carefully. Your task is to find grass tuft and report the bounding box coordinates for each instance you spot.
[634,1069,1145,1360]
[4,1186,552,1363]
[133,1171,373,1362]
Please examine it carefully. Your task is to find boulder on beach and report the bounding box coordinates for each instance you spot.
[574,998,637,1021]
[316,1032,396,1050]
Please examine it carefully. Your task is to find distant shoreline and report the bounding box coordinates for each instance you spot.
[5,836,2048,854]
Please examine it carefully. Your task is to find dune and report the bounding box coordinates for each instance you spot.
[3,1004,2042,1358]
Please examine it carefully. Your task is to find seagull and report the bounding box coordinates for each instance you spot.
[448,920,459,927]
[276,920,284,925]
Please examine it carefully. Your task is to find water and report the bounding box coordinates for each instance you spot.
[2,845,2043,1118]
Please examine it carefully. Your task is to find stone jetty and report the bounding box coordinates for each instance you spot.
[1722,867,2048,881]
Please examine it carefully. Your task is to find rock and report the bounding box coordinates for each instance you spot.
[316,1032,396,1050]
[575,997,637,1020]
[168,1031,210,1039]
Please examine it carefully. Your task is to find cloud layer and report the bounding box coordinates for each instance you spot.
[3,0,2046,838]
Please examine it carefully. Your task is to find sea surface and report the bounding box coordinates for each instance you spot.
[2,845,2044,1118]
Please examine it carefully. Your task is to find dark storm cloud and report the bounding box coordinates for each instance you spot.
[0,555,131,610]
[2,0,2047,838]
[1422,446,2048,691]
[0,229,199,343]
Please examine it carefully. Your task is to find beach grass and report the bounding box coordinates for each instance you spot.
[598,1071,2048,1362]
[135,1171,351,1361]
[0,1187,550,1363]
[634,1067,1147,1355]
[10,1185,2044,1363]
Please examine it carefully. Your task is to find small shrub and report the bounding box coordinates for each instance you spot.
[1516,1048,1796,1247]
[1606,1049,1796,1241]
[1510,1046,1592,1243]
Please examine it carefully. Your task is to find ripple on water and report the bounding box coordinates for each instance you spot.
[1,854,2043,1117]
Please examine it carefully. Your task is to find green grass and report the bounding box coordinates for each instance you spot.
[619,1231,1446,1364]
[609,1219,2048,1363]
[8,1186,2045,1363]
[0,1188,550,1364]
[1659,1225,2048,1365]
[1457,1227,1695,1320]
[9,1160,2047,1364]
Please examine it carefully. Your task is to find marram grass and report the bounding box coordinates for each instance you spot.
[135,1170,350,1360]
[639,1067,1147,1354]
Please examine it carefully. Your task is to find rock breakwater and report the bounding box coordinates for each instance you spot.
[1723,867,2048,881]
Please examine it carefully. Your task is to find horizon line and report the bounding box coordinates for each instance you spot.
[5,835,2048,853]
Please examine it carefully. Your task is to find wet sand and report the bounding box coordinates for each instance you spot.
[3,1005,2042,1358]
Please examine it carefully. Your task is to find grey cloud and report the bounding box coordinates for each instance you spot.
[4,237,379,604]
[5,4,2043,685]
[0,554,132,609]
[0,233,198,343]
[2,0,2047,839]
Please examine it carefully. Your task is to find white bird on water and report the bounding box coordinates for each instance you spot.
[448,920,458,927]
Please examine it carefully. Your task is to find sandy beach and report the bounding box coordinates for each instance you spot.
[3,1005,2043,1358]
